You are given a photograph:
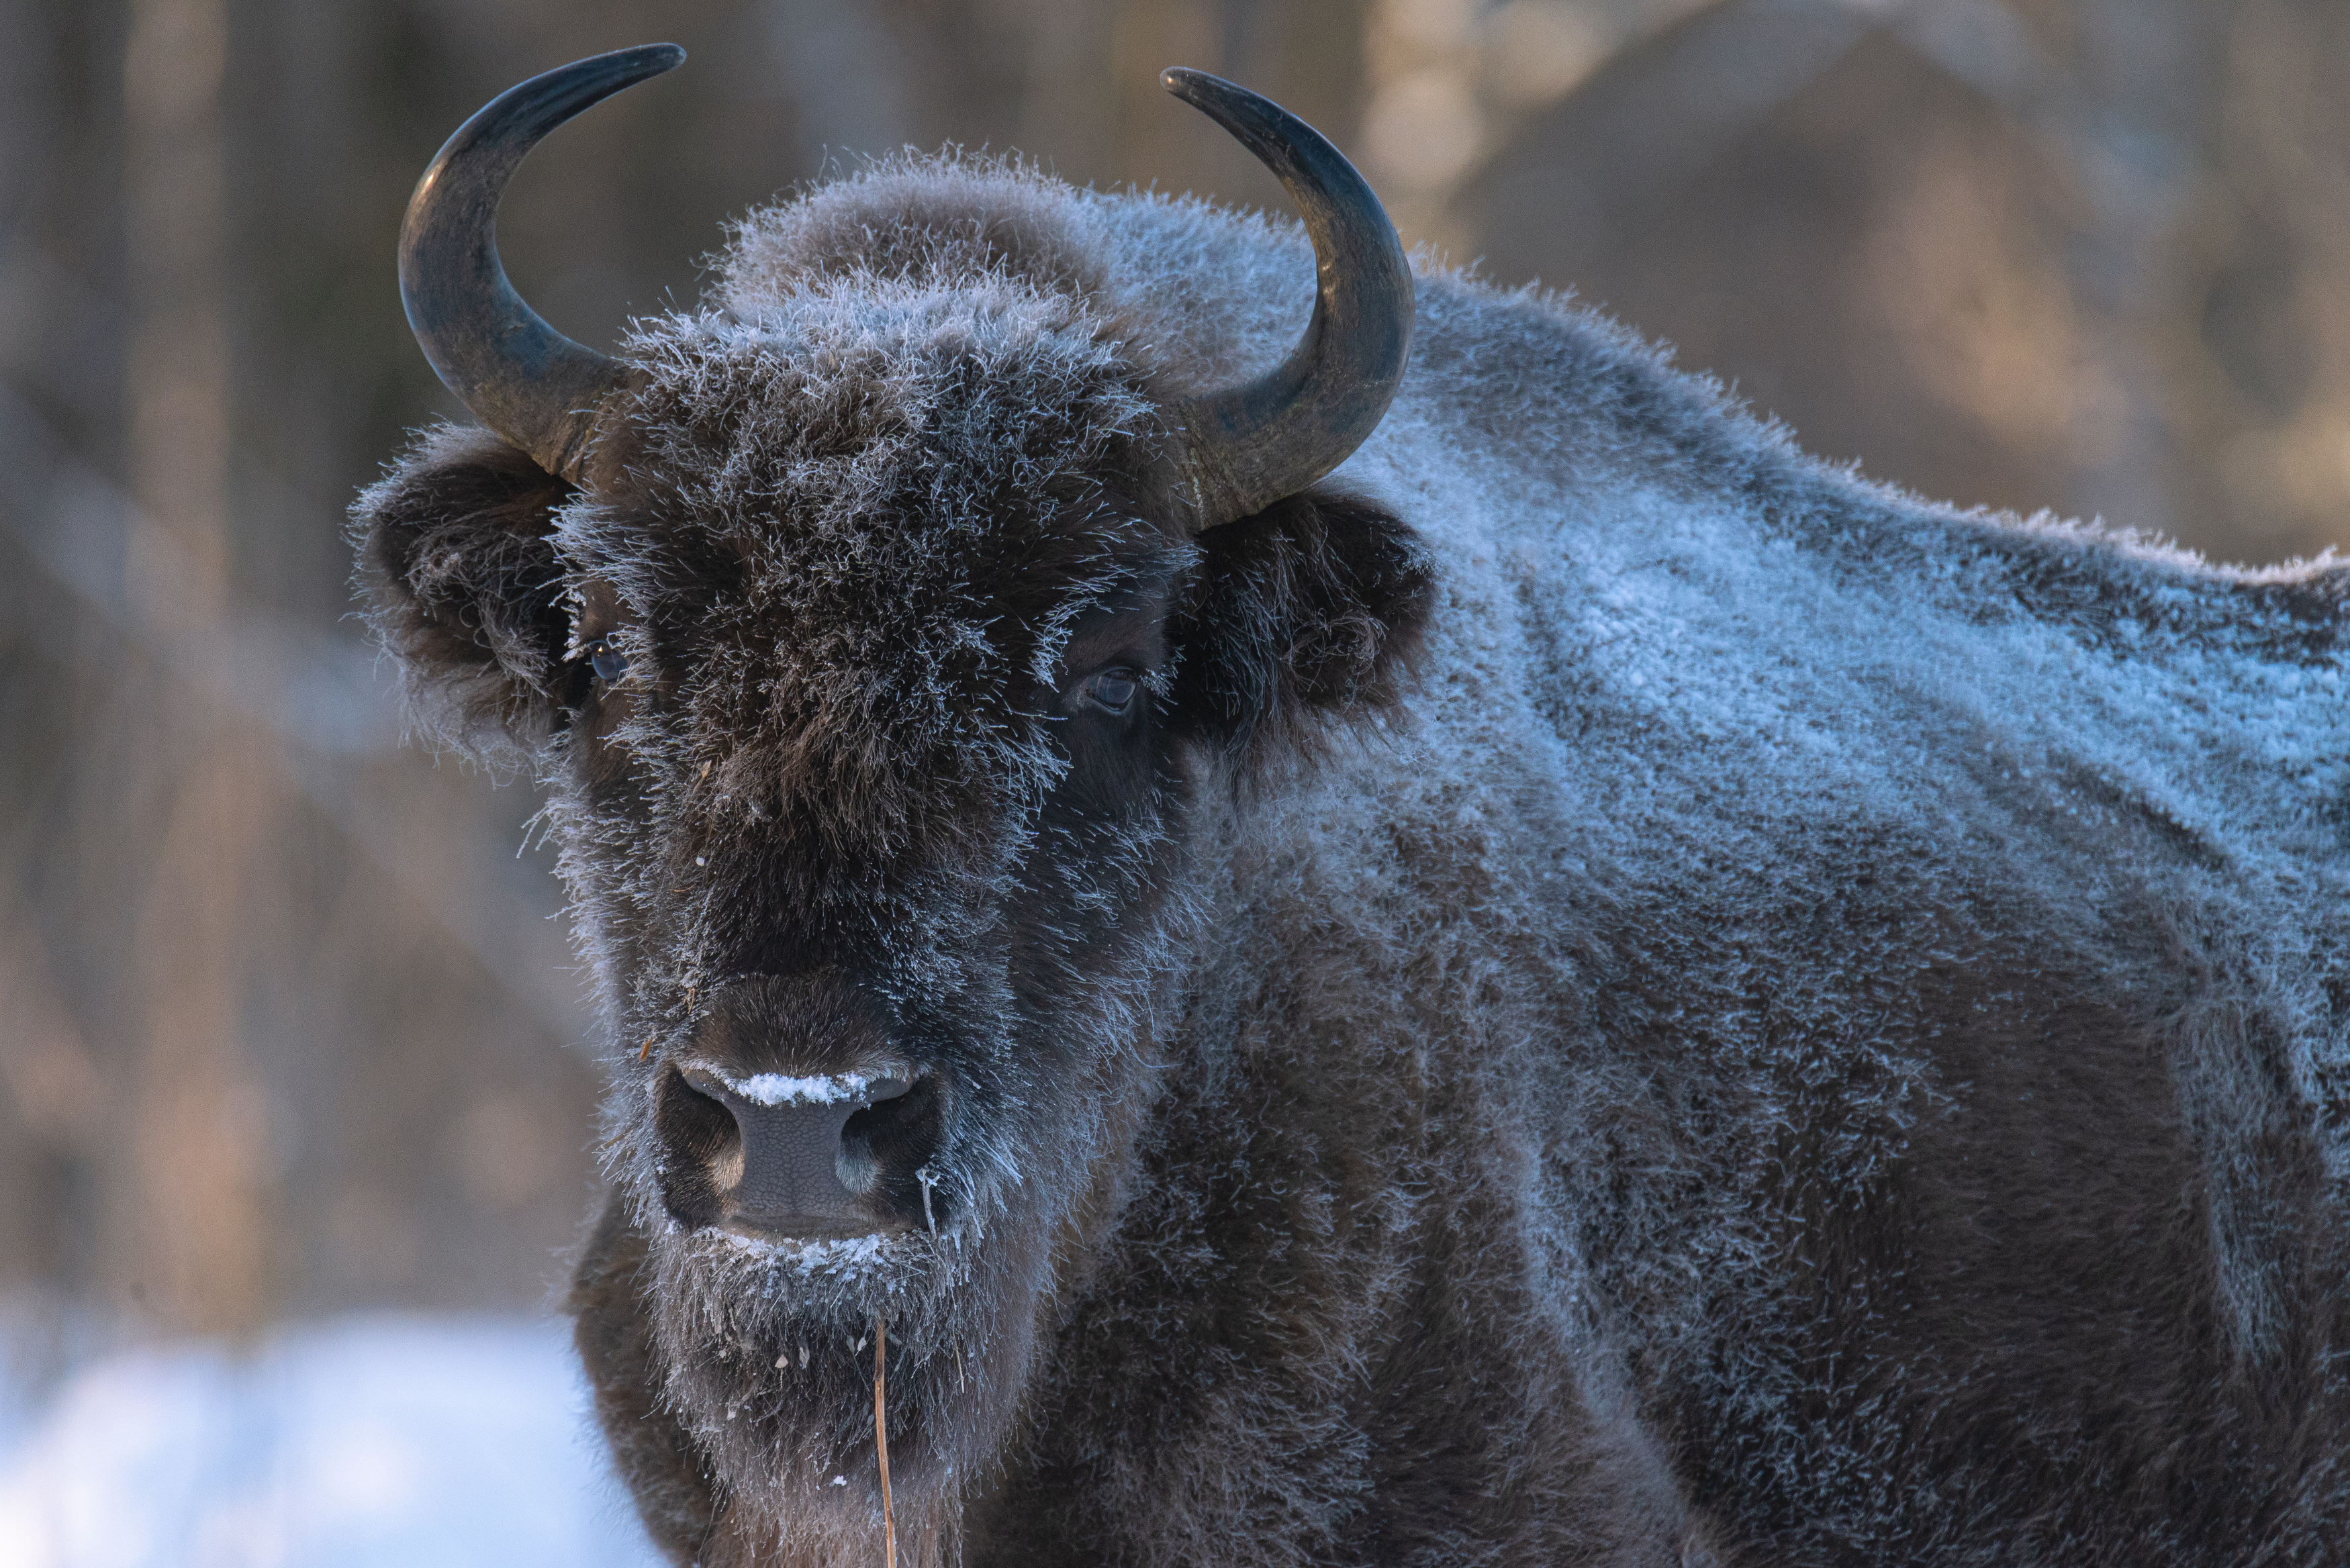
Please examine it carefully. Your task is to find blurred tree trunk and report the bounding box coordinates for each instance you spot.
[114,0,279,1337]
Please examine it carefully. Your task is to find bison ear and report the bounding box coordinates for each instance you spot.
[350,422,576,756]
[1172,489,1433,765]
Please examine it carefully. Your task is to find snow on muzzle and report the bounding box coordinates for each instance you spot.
[653,1063,949,1240]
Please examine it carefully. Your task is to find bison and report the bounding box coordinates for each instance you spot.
[354,43,2350,1567]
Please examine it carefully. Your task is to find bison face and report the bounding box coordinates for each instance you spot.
[361,46,1421,1551]
[353,292,1429,1539]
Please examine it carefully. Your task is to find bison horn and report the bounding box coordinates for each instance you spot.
[397,44,686,481]
[1156,68,1415,532]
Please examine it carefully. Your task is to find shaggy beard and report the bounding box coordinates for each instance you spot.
[640,1150,1059,1562]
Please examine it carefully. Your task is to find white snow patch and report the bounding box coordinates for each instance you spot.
[0,1314,659,1568]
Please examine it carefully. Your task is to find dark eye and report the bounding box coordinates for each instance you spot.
[587,638,628,684]
[1083,667,1140,714]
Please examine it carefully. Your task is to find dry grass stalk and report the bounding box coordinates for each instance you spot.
[875,1314,896,1568]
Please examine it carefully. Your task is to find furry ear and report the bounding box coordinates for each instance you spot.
[1171,489,1433,765]
[350,422,575,756]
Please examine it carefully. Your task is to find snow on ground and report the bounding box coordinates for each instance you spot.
[0,1314,661,1568]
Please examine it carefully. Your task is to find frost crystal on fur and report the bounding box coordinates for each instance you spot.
[353,153,2350,1567]
[726,1071,883,1106]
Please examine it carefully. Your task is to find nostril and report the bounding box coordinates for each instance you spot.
[839,1075,945,1219]
[652,1066,741,1230]
[658,1067,741,1162]
[834,1078,912,1195]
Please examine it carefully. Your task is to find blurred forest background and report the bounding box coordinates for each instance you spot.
[6,0,2350,1391]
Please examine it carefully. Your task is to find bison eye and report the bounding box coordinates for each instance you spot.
[586,638,628,684]
[1083,667,1140,715]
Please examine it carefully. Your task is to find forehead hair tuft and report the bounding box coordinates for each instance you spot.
[562,193,1172,878]
[718,153,1116,308]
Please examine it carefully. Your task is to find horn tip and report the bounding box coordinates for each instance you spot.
[612,42,688,80]
[603,42,688,82]
[1160,66,1215,101]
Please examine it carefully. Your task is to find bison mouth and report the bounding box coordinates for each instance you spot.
[653,1063,950,1241]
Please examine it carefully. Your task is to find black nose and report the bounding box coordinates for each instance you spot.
[652,1065,941,1239]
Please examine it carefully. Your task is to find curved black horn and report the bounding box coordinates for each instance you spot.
[1157,68,1414,531]
[398,44,686,480]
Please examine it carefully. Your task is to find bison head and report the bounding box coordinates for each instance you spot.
[352,46,1430,1557]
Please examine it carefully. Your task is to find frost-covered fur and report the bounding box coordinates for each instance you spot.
[353,156,2350,1565]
